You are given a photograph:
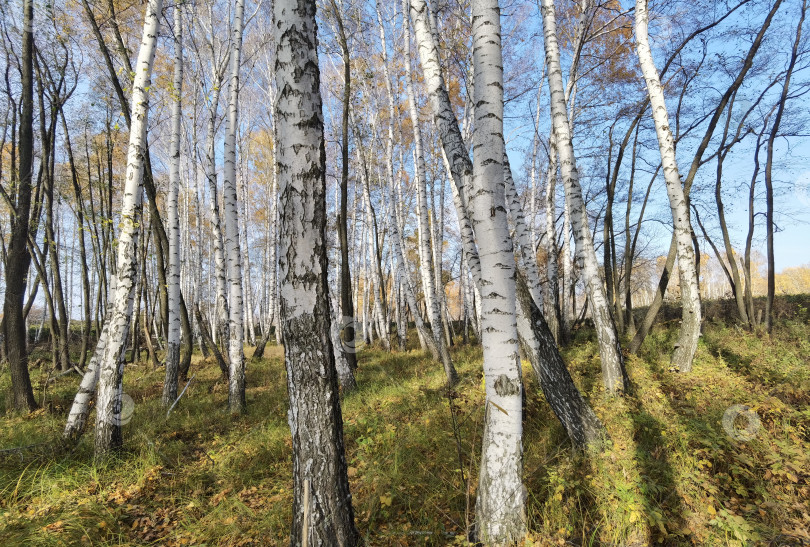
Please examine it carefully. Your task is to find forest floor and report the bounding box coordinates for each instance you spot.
[1,296,809,546]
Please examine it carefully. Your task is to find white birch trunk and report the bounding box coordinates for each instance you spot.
[504,156,544,314]
[238,155,256,345]
[223,0,246,413]
[94,0,162,456]
[469,2,525,541]
[63,276,117,440]
[634,0,702,372]
[409,0,604,451]
[352,112,392,351]
[164,1,183,406]
[376,0,438,358]
[205,93,229,348]
[274,1,359,541]
[404,10,456,385]
[541,0,627,394]
[529,82,544,252]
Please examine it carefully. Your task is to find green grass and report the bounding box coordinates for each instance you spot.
[1,304,809,545]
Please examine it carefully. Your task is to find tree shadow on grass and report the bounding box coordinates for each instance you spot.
[629,408,688,545]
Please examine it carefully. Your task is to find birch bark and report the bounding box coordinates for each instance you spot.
[164,1,183,405]
[469,2,525,541]
[403,8,457,385]
[544,133,562,342]
[408,0,604,449]
[634,0,702,371]
[375,0,441,361]
[540,0,627,394]
[94,0,162,456]
[204,78,229,349]
[274,0,359,542]
[223,0,246,412]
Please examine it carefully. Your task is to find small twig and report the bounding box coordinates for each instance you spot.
[166,373,196,418]
[302,479,310,547]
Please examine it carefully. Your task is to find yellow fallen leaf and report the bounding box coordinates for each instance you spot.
[380,495,392,507]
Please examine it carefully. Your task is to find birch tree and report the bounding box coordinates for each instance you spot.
[468,2,526,540]
[274,0,359,543]
[540,0,627,394]
[407,0,604,450]
[164,0,184,405]
[634,0,703,371]
[94,0,162,456]
[223,0,246,413]
[403,4,457,385]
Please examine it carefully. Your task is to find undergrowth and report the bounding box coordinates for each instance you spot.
[1,301,808,545]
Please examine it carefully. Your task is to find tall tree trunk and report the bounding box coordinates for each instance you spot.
[765,0,805,332]
[3,0,38,411]
[541,0,627,393]
[630,0,784,350]
[403,8,457,385]
[711,99,751,324]
[94,0,162,457]
[635,0,702,372]
[44,180,71,371]
[469,2,525,541]
[164,0,183,406]
[351,114,391,351]
[376,0,437,358]
[205,100,230,351]
[329,0,359,373]
[274,1,360,543]
[61,111,92,368]
[223,0,246,413]
[408,0,604,449]
[544,134,562,342]
[744,127,768,328]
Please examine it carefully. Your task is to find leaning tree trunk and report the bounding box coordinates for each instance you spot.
[64,276,117,441]
[274,1,360,543]
[222,0,246,413]
[635,0,702,372]
[541,0,627,394]
[95,0,163,457]
[164,0,184,405]
[630,0,784,350]
[468,1,526,542]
